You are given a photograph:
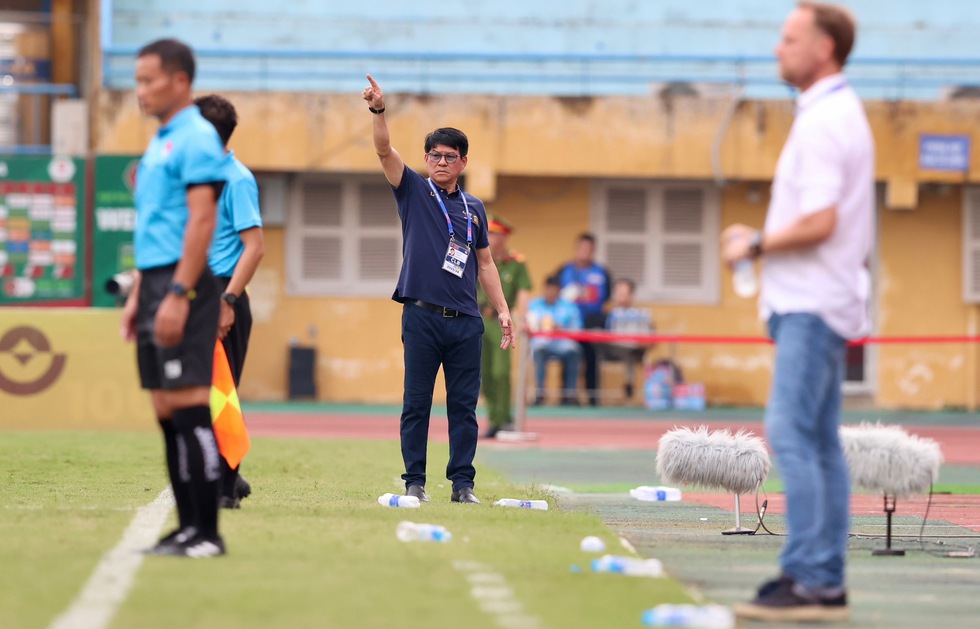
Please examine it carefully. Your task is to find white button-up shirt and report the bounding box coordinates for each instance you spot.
[760,73,876,339]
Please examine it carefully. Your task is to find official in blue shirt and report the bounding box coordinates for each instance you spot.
[556,233,612,406]
[196,94,265,510]
[120,39,227,558]
[363,74,514,505]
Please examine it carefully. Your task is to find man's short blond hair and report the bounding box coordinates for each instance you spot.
[798,2,857,67]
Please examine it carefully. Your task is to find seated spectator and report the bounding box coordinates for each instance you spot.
[602,278,654,399]
[527,275,583,406]
[556,232,611,406]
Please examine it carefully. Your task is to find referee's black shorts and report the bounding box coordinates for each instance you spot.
[215,277,253,387]
[136,264,220,390]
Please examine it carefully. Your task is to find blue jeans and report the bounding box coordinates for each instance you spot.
[532,339,582,398]
[400,304,484,492]
[765,313,849,590]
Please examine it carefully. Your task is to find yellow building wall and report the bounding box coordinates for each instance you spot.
[244,227,407,403]
[876,187,980,409]
[95,90,980,408]
[94,92,980,192]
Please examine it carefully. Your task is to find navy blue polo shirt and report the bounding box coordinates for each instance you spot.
[208,151,262,277]
[134,105,226,270]
[391,165,490,317]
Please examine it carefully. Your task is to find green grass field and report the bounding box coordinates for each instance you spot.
[0,432,692,629]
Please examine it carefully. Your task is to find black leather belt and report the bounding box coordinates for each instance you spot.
[409,299,460,318]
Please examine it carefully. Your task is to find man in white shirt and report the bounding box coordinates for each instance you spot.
[722,2,874,623]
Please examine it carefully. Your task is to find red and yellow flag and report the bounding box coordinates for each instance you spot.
[210,341,250,468]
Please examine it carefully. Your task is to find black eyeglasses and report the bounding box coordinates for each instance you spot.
[427,152,460,164]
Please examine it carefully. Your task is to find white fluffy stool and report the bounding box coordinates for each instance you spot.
[840,422,944,556]
[656,426,772,535]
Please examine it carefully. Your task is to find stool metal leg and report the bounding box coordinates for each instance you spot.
[872,493,905,556]
[722,494,755,535]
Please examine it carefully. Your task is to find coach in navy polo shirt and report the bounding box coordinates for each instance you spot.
[362,74,514,505]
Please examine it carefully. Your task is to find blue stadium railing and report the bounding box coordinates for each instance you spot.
[100,46,980,100]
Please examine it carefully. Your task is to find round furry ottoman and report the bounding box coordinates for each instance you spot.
[656,426,771,534]
[840,422,944,556]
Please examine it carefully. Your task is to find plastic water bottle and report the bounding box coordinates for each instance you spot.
[493,498,549,510]
[629,486,682,502]
[591,554,664,577]
[732,259,758,298]
[378,493,421,508]
[580,535,606,553]
[641,604,735,628]
[395,521,452,542]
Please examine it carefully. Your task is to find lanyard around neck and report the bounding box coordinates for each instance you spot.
[427,178,472,245]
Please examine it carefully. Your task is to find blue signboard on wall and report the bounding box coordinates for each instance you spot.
[919,134,971,172]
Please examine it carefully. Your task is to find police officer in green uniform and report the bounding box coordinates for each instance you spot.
[478,215,532,438]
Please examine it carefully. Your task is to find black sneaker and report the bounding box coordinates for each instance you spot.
[481,426,501,439]
[176,534,227,558]
[733,577,849,623]
[235,475,252,500]
[144,526,197,555]
[755,574,793,598]
[757,575,848,608]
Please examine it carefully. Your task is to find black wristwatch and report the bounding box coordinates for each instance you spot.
[221,291,238,306]
[168,282,197,300]
[748,232,764,259]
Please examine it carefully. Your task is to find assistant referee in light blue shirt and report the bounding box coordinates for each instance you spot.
[196,93,265,510]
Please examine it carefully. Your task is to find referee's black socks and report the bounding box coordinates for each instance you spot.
[159,418,195,532]
[172,405,222,540]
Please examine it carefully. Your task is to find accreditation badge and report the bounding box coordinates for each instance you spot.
[442,237,470,278]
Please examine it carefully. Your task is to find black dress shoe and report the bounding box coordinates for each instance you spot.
[481,426,500,439]
[451,487,481,504]
[406,484,430,502]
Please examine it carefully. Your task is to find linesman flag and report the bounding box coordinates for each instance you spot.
[210,340,251,468]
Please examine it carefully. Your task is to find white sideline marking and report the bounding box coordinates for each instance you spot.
[619,536,637,554]
[6,505,138,512]
[48,488,173,629]
[453,560,543,629]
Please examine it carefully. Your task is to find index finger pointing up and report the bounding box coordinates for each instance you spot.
[366,73,379,88]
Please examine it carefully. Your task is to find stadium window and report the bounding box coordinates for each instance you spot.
[963,187,980,303]
[592,181,720,304]
[285,175,402,296]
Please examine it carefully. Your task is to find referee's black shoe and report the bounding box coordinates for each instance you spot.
[144,526,198,555]
[150,533,226,558]
[235,475,252,500]
[177,535,227,559]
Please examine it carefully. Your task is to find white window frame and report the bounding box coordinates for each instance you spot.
[963,186,980,303]
[285,174,402,297]
[591,179,720,304]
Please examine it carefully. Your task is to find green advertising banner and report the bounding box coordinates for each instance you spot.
[0,156,87,305]
[92,155,139,308]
